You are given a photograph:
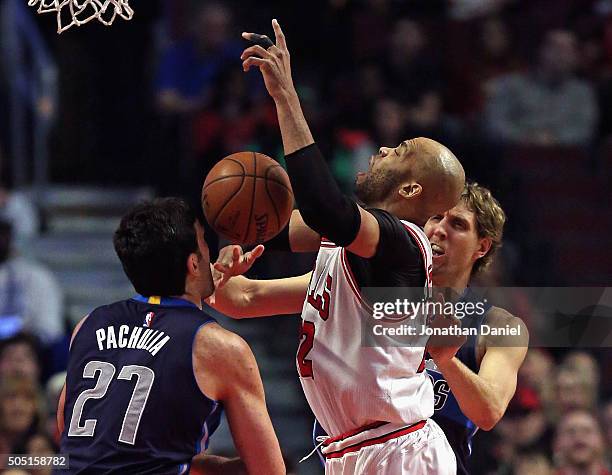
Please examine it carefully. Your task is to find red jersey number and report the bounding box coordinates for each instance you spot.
[307,275,332,320]
[297,321,315,378]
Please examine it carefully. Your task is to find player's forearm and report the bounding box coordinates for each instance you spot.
[435,357,507,430]
[274,91,315,155]
[284,143,361,246]
[213,275,306,318]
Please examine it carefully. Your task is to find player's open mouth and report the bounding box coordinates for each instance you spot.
[431,243,445,257]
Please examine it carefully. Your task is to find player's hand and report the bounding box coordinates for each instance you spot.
[241,19,296,102]
[426,293,467,365]
[213,245,265,289]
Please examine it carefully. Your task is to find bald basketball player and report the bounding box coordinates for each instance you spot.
[236,19,465,474]
[211,182,529,475]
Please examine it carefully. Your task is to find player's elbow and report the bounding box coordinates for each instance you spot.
[475,404,506,431]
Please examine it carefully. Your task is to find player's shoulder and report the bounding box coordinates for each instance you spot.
[193,323,252,364]
[366,208,424,243]
[484,305,529,344]
[486,306,523,326]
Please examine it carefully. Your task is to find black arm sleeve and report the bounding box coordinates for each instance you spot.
[285,143,361,246]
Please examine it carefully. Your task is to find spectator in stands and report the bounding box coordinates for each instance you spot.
[449,0,517,21]
[512,448,553,475]
[518,349,557,421]
[0,219,64,345]
[155,2,243,115]
[44,372,65,443]
[384,19,444,105]
[25,432,57,475]
[0,377,45,462]
[562,351,601,387]
[603,399,612,469]
[0,151,39,247]
[553,409,610,475]
[499,386,551,452]
[556,365,599,413]
[486,29,598,146]
[0,333,41,383]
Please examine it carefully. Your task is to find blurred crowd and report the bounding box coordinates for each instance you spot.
[0,0,611,474]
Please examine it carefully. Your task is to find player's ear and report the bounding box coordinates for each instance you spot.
[474,237,492,259]
[187,253,200,276]
[398,183,422,200]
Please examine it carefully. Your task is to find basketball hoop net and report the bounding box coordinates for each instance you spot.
[28,0,134,34]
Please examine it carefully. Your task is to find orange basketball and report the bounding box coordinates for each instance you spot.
[202,152,294,245]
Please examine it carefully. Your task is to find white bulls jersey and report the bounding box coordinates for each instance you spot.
[297,210,435,437]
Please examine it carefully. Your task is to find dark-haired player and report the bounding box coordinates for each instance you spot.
[212,182,528,474]
[56,198,284,474]
[238,19,465,474]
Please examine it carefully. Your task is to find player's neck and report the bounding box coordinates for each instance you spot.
[376,201,425,226]
[178,292,203,310]
[434,269,471,294]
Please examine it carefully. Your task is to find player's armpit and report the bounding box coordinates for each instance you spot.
[288,210,321,252]
[193,325,285,475]
[210,273,310,318]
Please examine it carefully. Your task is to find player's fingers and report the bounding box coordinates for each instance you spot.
[240,44,272,61]
[242,57,273,72]
[267,45,285,60]
[242,32,274,49]
[213,262,231,274]
[272,19,287,51]
[232,246,241,263]
[250,244,265,259]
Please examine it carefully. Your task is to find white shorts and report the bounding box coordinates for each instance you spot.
[321,419,456,475]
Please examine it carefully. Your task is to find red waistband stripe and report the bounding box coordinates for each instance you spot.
[323,420,427,459]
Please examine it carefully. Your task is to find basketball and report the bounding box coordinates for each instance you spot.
[202,152,294,245]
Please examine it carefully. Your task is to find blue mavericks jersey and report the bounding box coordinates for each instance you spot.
[312,289,491,474]
[426,289,491,475]
[58,296,223,475]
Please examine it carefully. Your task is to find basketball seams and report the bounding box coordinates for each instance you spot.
[264,166,282,231]
[224,157,248,168]
[211,174,247,230]
[243,152,258,243]
[204,173,292,191]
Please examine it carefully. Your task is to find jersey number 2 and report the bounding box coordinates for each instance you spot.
[297,321,315,378]
[68,361,155,445]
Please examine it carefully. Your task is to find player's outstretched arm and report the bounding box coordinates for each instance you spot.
[210,272,311,318]
[431,308,529,430]
[194,324,285,475]
[241,20,382,257]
